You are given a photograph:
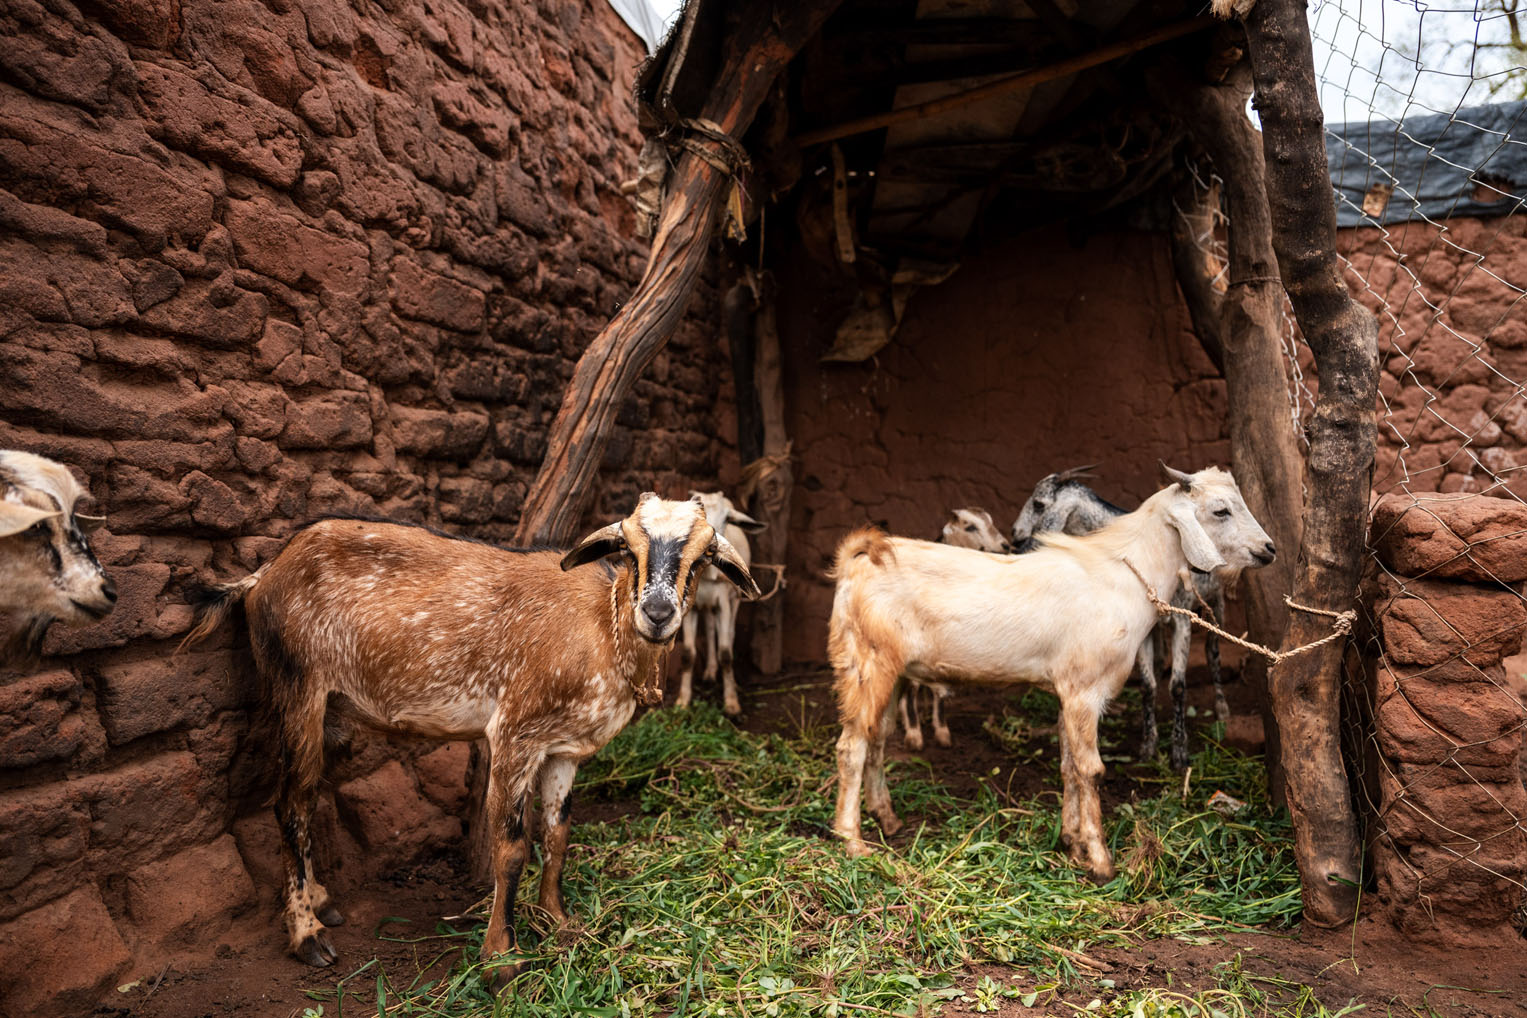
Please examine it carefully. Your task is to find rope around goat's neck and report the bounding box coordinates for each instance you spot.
[1122,559,1356,664]
[611,579,664,707]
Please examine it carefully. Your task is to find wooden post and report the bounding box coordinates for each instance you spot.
[514,3,844,547]
[743,275,792,675]
[1241,0,1379,926]
[1161,51,1307,804]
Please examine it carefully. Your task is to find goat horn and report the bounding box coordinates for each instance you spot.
[1056,464,1099,481]
[1160,461,1195,489]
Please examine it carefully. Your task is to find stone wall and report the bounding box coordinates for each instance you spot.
[1359,493,1527,945]
[0,2,730,1014]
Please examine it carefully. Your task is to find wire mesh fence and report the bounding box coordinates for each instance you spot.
[1298,0,1527,936]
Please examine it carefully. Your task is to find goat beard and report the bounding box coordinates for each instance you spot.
[0,613,55,669]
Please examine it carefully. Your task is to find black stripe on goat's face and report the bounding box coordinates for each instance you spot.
[624,494,714,643]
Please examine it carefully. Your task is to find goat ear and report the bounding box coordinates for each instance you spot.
[725,507,766,534]
[1166,498,1226,574]
[560,521,626,571]
[708,533,761,599]
[0,501,58,537]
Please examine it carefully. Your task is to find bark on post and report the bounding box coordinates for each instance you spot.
[743,275,792,675]
[1163,54,1307,803]
[1241,0,1379,925]
[514,3,843,546]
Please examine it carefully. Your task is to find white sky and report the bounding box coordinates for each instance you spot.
[634,1,1520,125]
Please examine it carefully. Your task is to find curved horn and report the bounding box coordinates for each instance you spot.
[1056,463,1099,482]
[560,520,626,571]
[708,532,761,599]
[1159,461,1195,490]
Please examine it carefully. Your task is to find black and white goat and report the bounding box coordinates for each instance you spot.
[0,450,116,667]
[1011,466,1237,770]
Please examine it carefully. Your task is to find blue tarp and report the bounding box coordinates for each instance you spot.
[1326,99,1527,226]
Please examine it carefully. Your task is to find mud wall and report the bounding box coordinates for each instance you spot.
[1341,216,1527,497]
[776,225,1229,664]
[0,2,731,1014]
[1361,492,1527,945]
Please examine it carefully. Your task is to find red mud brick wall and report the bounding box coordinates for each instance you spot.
[0,2,730,1013]
[776,226,1230,664]
[1340,215,1527,497]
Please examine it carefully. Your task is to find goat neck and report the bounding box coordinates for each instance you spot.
[1114,487,1194,605]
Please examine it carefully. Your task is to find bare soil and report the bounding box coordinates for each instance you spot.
[101,664,1527,1017]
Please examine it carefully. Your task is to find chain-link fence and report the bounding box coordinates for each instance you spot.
[1177,1,1527,939]
[1304,0,1526,939]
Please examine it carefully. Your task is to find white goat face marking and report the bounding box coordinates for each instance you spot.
[624,494,713,644]
[0,451,115,624]
[941,508,1008,553]
[1176,467,1275,574]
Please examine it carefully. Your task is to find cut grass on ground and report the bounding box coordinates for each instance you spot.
[302,697,1309,1017]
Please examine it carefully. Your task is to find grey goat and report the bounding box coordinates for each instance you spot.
[1010,466,1234,770]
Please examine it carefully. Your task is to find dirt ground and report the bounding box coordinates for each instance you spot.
[99,663,1527,1018]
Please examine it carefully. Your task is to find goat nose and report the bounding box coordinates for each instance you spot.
[1264,541,1277,558]
[643,600,674,626]
[101,576,118,603]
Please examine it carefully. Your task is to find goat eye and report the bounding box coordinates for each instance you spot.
[1032,501,1045,512]
[964,524,977,532]
[1214,508,1231,518]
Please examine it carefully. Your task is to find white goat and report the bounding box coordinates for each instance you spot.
[1011,467,1241,769]
[676,490,765,715]
[828,466,1274,879]
[0,450,116,667]
[181,493,759,987]
[898,508,1014,750]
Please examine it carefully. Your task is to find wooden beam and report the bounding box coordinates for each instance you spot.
[792,16,1212,147]
[513,1,845,546]
[1242,0,1377,927]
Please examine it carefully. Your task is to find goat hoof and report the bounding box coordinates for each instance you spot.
[317,903,345,928]
[1170,747,1190,772]
[723,699,741,716]
[874,812,903,837]
[933,729,951,748]
[296,929,338,967]
[903,730,924,751]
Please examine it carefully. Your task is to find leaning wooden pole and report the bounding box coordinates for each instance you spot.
[1241,0,1378,925]
[515,3,844,546]
[1164,51,1307,802]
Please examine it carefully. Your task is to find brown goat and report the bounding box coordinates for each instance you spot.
[182,494,758,987]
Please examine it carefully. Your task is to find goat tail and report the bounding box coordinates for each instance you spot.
[827,533,903,732]
[177,568,263,653]
[827,526,894,581]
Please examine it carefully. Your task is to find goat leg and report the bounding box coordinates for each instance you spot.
[864,696,902,836]
[717,595,741,715]
[535,756,578,926]
[483,751,538,992]
[1207,586,1229,722]
[1168,615,1193,771]
[274,703,339,967]
[1136,637,1159,760]
[676,610,699,708]
[1060,694,1114,881]
[900,679,924,751]
[929,684,952,748]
